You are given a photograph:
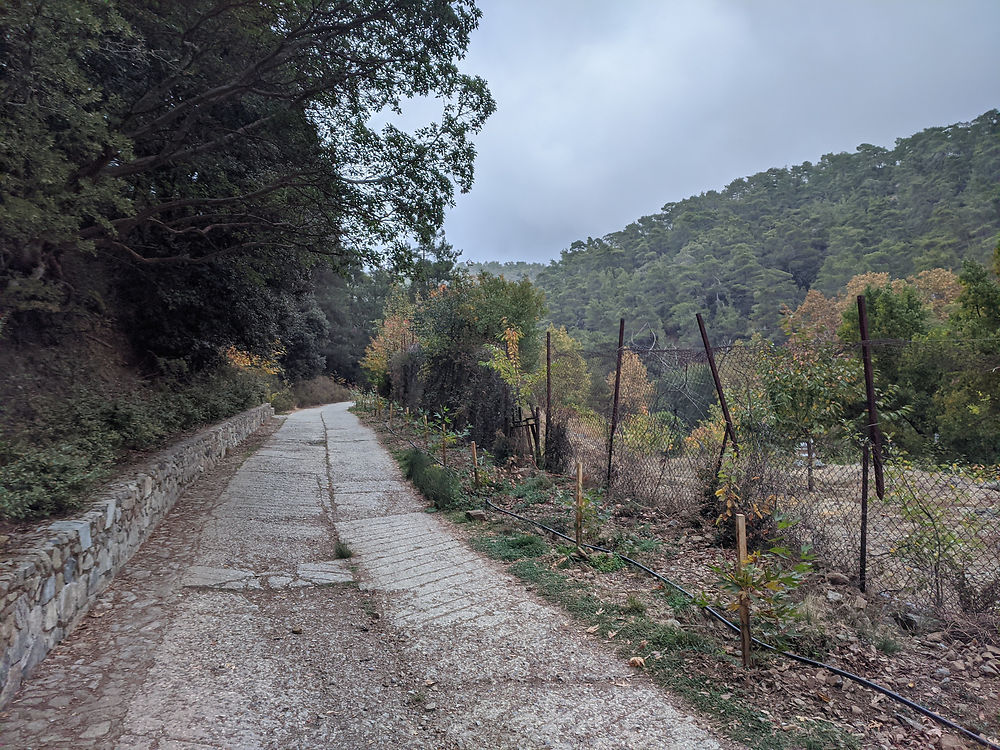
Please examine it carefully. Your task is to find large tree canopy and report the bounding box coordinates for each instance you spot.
[1,0,494,299]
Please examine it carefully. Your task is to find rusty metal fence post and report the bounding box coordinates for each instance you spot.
[857,295,885,500]
[606,318,625,488]
[696,314,739,460]
[860,444,870,593]
[856,294,885,593]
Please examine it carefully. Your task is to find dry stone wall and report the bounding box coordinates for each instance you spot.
[0,403,273,707]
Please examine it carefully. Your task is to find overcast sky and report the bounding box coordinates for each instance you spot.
[425,0,1000,264]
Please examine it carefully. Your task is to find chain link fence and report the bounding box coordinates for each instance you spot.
[539,337,616,482]
[547,327,1000,625]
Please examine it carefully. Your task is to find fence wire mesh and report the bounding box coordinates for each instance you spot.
[540,340,616,482]
[576,334,1000,625]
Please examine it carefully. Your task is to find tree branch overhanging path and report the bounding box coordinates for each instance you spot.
[1,0,496,275]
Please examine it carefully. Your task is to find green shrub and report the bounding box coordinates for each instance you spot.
[400,447,464,509]
[0,365,269,521]
[269,387,297,413]
[0,441,106,519]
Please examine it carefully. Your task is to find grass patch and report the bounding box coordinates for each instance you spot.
[587,552,625,573]
[533,513,570,534]
[623,594,647,615]
[472,533,548,561]
[875,634,902,655]
[663,590,696,611]
[0,365,268,520]
[610,529,664,556]
[334,540,354,559]
[398,447,469,510]
[511,475,555,510]
[475,537,859,750]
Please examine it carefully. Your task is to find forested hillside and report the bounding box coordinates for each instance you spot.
[461,260,546,282]
[537,110,1000,347]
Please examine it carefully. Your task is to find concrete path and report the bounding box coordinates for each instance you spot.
[0,403,725,749]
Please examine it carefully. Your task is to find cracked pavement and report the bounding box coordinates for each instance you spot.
[0,403,726,749]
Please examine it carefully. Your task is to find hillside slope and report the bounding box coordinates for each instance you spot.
[536,109,1000,346]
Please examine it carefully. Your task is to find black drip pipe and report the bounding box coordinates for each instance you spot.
[482,498,1000,750]
[359,402,998,750]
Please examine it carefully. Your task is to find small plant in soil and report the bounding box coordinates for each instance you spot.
[875,633,903,654]
[588,552,625,573]
[623,594,647,615]
[698,530,814,641]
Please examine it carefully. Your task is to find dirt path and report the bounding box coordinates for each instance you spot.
[0,403,726,749]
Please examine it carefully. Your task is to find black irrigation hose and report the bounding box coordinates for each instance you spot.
[482,498,1000,750]
[360,403,997,749]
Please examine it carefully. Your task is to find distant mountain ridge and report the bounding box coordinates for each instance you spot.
[460,260,546,283]
[531,109,1000,347]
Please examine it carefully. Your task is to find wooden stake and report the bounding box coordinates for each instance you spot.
[736,514,748,565]
[424,414,430,448]
[388,402,393,426]
[441,423,447,468]
[471,441,479,487]
[575,462,584,550]
[735,513,752,669]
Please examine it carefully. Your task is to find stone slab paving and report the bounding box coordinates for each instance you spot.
[0,403,730,749]
[325,402,726,750]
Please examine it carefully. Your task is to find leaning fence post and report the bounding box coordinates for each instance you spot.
[471,441,479,488]
[533,406,542,465]
[575,461,584,550]
[697,313,739,457]
[606,318,626,488]
[735,513,752,669]
[856,295,885,500]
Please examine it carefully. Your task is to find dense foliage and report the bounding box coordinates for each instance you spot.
[0,1,493,519]
[363,270,546,451]
[0,365,269,519]
[1,0,493,373]
[536,110,1000,348]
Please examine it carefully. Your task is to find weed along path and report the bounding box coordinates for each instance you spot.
[1,403,727,749]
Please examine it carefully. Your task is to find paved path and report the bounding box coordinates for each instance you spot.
[0,403,725,749]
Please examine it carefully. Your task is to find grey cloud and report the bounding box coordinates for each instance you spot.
[441,0,1000,263]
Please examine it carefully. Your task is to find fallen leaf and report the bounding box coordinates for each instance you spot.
[629,656,645,668]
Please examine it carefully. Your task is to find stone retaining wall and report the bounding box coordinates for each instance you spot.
[0,403,274,706]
